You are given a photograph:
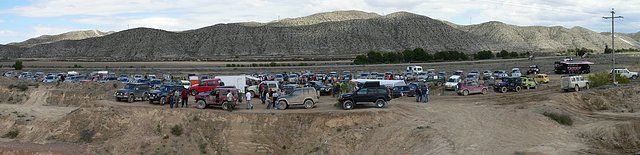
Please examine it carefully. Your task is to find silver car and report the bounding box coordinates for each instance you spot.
[276,87,319,110]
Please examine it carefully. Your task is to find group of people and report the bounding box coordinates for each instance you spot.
[258,83,283,110]
[415,85,429,103]
[168,88,190,109]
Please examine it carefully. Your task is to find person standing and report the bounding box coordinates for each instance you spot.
[168,90,175,109]
[259,83,266,104]
[174,89,181,108]
[423,85,429,103]
[266,89,274,109]
[415,87,422,102]
[245,91,253,109]
[272,90,280,110]
[181,88,189,108]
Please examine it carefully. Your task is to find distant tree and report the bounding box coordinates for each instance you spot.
[12,60,23,70]
[474,50,494,60]
[353,55,368,65]
[402,49,414,62]
[509,52,519,58]
[366,51,383,63]
[496,50,509,58]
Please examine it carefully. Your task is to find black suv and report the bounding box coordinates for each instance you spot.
[305,81,332,95]
[338,82,392,110]
[494,77,523,93]
[115,83,151,103]
[148,84,185,104]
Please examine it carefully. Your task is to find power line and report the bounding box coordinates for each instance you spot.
[603,8,623,84]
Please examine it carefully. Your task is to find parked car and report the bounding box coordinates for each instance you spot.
[453,70,464,76]
[456,81,489,96]
[115,83,151,103]
[188,78,223,96]
[148,85,185,104]
[149,79,162,88]
[611,68,638,79]
[391,85,411,98]
[444,75,462,90]
[43,75,57,83]
[276,87,319,110]
[527,65,540,75]
[338,82,391,110]
[493,70,508,78]
[194,87,240,111]
[520,76,538,89]
[482,70,492,79]
[246,81,280,97]
[3,71,16,77]
[275,74,285,82]
[534,74,549,84]
[407,82,426,97]
[305,81,332,95]
[561,75,589,92]
[511,68,522,77]
[282,84,301,95]
[494,77,523,93]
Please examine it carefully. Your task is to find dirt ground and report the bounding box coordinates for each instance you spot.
[1,55,640,155]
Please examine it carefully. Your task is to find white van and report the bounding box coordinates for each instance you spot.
[406,66,423,74]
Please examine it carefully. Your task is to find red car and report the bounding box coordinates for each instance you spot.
[188,78,223,96]
[456,81,489,96]
[194,87,239,111]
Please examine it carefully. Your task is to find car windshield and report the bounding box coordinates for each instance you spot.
[125,84,137,89]
[447,78,458,82]
[45,76,54,80]
[503,78,517,83]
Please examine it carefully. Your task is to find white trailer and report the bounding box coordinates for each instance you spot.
[350,79,407,88]
[215,75,249,93]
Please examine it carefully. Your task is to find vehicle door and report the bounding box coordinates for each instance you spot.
[290,89,304,104]
[468,82,481,93]
[209,90,220,104]
[354,88,370,102]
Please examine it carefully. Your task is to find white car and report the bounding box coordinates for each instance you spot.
[611,68,638,79]
[444,75,461,90]
[561,75,589,92]
[511,68,522,77]
[43,75,57,83]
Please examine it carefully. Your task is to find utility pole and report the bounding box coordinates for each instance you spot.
[603,8,623,84]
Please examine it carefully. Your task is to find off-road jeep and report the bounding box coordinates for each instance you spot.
[148,84,184,104]
[611,68,638,79]
[520,76,538,89]
[338,82,391,110]
[457,81,489,96]
[115,83,151,103]
[561,75,589,92]
[494,77,523,93]
[276,87,319,110]
[194,87,239,111]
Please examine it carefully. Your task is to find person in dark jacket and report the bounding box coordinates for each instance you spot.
[181,88,189,108]
[415,87,422,102]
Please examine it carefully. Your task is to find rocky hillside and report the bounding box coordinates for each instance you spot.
[0,10,638,60]
[8,30,113,48]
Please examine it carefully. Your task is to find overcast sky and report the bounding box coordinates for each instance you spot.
[0,0,638,44]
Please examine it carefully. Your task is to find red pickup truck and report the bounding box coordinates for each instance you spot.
[189,78,223,96]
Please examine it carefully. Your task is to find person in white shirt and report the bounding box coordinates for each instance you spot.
[245,91,253,109]
[226,90,234,102]
[272,91,280,110]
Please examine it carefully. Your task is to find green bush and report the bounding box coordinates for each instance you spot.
[588,72,631,88]
[474,50,494,60]
[12,60,23,70]
[170,125,183,136]
[543,112,573,126]
[2,129,19,139]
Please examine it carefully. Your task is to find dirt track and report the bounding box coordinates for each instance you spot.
[1,55,640,154]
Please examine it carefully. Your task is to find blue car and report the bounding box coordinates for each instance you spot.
[148,85,185,104]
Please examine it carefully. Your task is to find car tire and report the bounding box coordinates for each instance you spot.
[160,97,166,105]
[500,87,507,93]
[142,93,148,101]
[304,100,314,109]
[190,90,197,96]
[375,99,386,108]
[342,100,354,110]
[574,85,580,92]
[462,90,469,96]
[196,100,206,109]
[585,83,590,89]
[482,89,488,95]
[633,76,638,80]
[278,101,288,110]
[222,102,231,111]
[127,95,134,103]
[515,86,521,92]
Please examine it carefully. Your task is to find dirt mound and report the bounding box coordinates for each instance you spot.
[559,85,640,113]
[46,82,122,107]
[579,121,640,154]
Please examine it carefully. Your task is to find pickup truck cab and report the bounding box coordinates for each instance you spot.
[188,78,223,96]
[338,82,391,110]
[561,75,589,92]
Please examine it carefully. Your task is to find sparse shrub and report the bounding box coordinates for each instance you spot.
[334,102,342,108]
[588,72,631,88]
[2,129,19,139]
[170,125,183,136]
[156,124,162,134]
[9,84,29,91]
[543,112,573,126]
[282,145,287,150]
[12,60,23,70]
[72,64,83,68]
[80,129,95,143]
[192,115,199,122]
[112,83,118,88]
[199,142,207,154]
[309,146,321,153]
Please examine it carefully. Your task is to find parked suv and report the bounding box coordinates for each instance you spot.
[520,76,538,89]
[611,68,638,79]
[304,81,332,95]
[457,81,489,96]
[188,78,223,96]
[561,75,589,92]
[527,65,540,75]
[494,77,523,93]
[115,83,151,103]
[276,87,319,110]
[194,87,240,111]
[338,82,391,110]
[148,85,185,104]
